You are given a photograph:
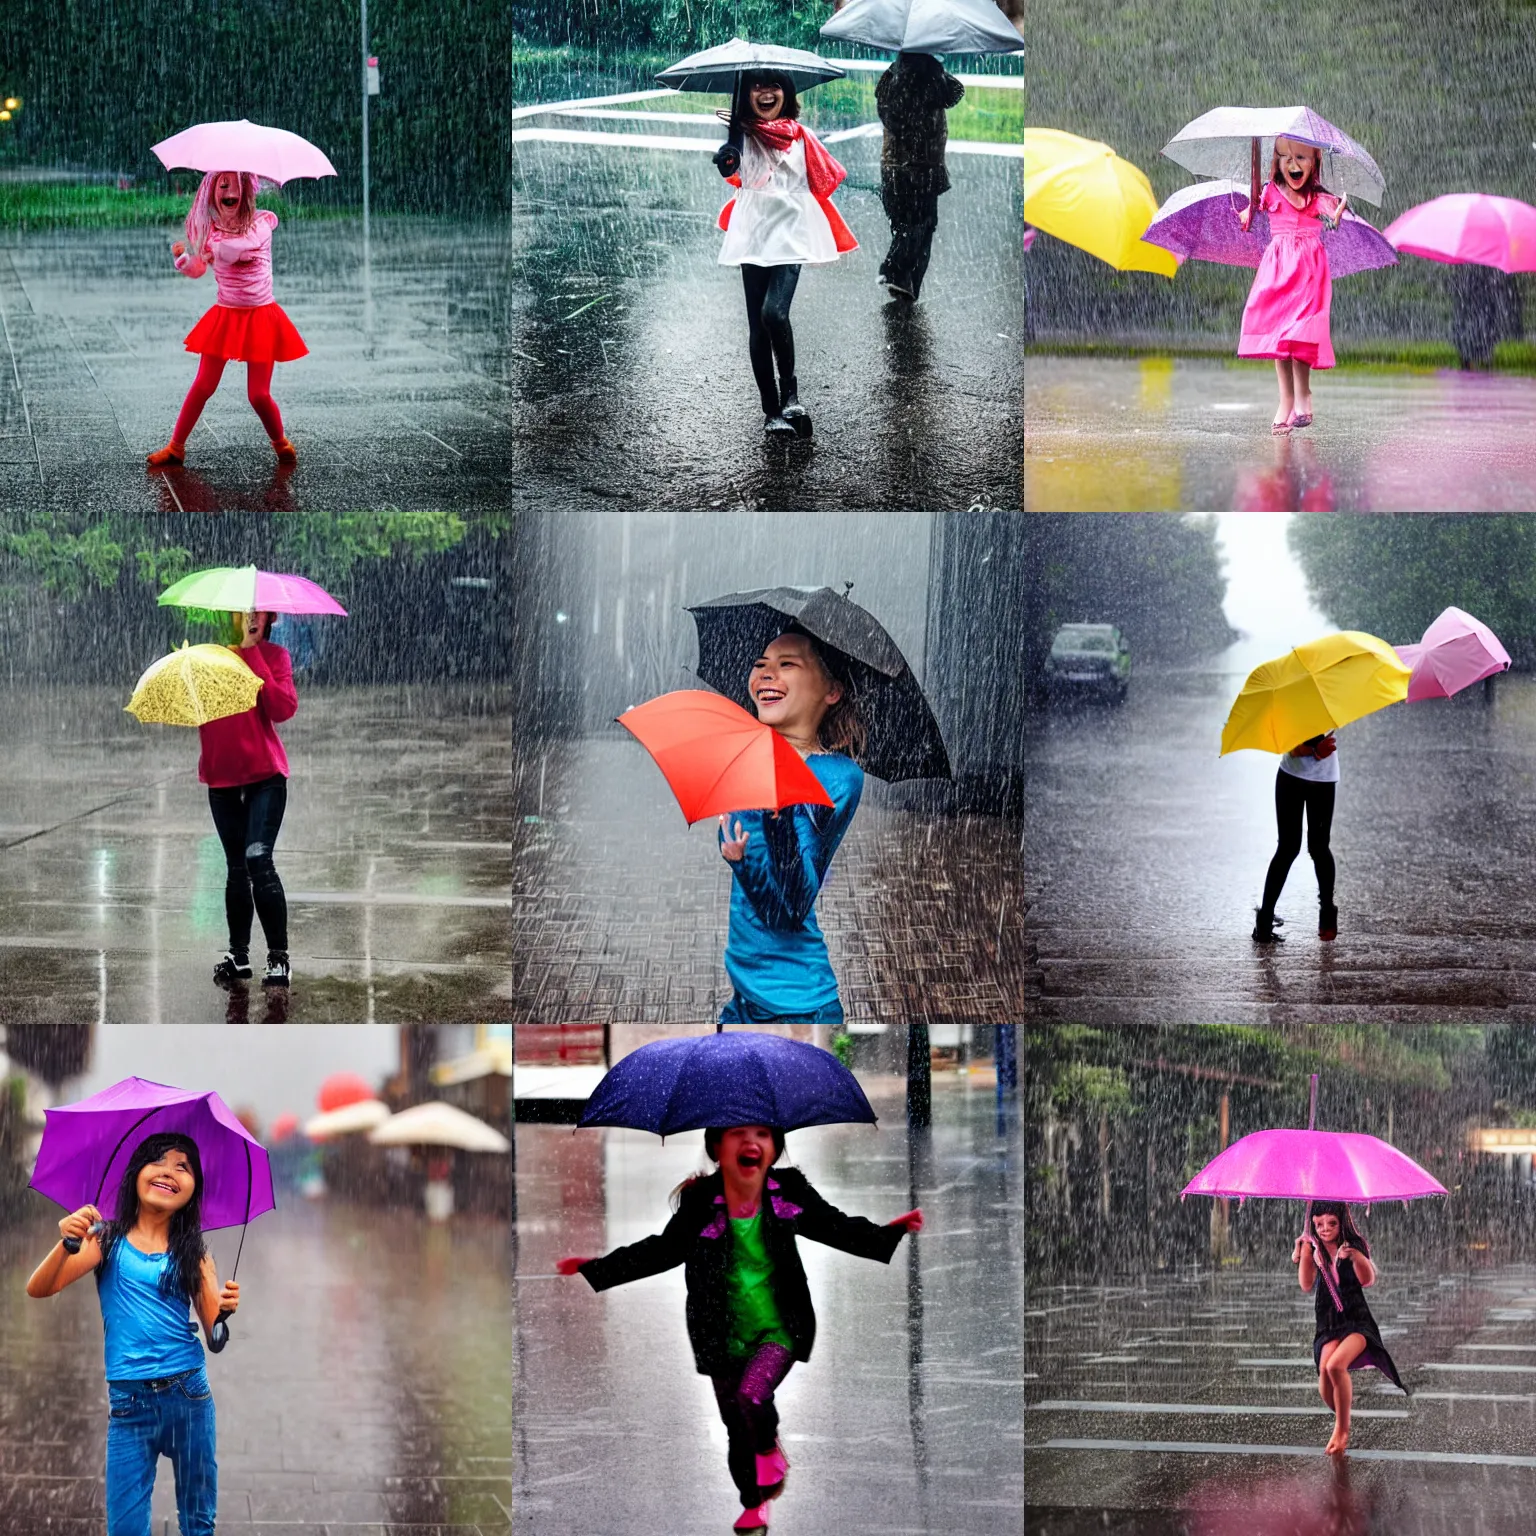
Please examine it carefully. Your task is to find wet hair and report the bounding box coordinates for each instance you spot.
[185,170,260,261]
[1269,141,1329,202]
[740,71,801,124]
[1310,1201,1371,1259]
[756,628,869,761]
[670,1125,788,1210]
[95,1133,208,1305]
[228,611,277,643]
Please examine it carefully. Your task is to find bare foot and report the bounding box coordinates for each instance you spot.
[1325,1427,1349,1455]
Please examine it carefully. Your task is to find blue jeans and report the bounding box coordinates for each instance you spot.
[720,994,844,1026]
[106,1366,217,1536]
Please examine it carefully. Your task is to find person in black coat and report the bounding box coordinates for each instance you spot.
[558,1124,923,1534]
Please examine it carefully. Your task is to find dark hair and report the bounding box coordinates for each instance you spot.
[1270,141,1329,201]
[740,71,801,123]
[96,1133,208,1305]
[670,1125,788,1210]
[1310,1201,1370,1259]
[228,611,276,643]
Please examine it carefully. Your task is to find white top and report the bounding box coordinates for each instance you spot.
[718,134,841,269]
[1279,740,1340,783]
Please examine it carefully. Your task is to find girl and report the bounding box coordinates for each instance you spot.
[1237,137,1349,433]
[1291,1202,1407,1454]
[25,1132,241,1536]
[148,170,306,469]
[203,609,297,990]
[557,1124,923,1533]
[717,630,864,1024]
[1252,730,1338,945]
[712,72,858,439]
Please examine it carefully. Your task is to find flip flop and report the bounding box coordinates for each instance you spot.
[1290,411,1313,428]
[1272,415,1295,435]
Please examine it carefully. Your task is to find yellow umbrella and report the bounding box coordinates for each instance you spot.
[125,642,262,728]
[1024,127,1178,277]
[1221,631,1409,756]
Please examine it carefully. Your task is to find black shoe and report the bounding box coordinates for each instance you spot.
[1252,908,1285,944]
[1319,904,1339,942]
[885,279,916,301]
[764,413,796,437]
[262,951,291,988]
[214,951,252,988]
[780,396,812,439]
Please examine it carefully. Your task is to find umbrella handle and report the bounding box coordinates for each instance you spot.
[62,1220,105,1256]
[206,1309,234,1353]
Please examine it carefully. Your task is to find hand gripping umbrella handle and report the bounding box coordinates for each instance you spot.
[206,1309,233,1353]
[62,1220,105,1256]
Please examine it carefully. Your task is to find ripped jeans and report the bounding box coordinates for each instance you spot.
[711,1342,795,1507]
[207,773,288,955]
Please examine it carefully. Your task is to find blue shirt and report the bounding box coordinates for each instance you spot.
[98,1238,205,1382]
[721,752,863,1019]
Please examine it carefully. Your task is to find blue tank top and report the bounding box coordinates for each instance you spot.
[98,1237,205,1381]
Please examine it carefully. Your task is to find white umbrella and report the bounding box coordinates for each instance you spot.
[304,1099,391,1139]
[368,1102,511,1154]
[821,0,1022,55]
[656,37,846,95]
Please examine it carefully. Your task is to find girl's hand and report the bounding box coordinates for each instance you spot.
[1239,208,1253,233]
[218,1280,240,1314]
[1291,1236,1306,1264]
[555,1256,594,1276]
[719,816,750,862]
[888,1208,923,1234]
[59,1205,101,1244]
[172,240,186,258]
[239,611,263,649]
[1336,1242,1353,1263]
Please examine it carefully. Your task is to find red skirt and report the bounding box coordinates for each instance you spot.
[184,302,308,364]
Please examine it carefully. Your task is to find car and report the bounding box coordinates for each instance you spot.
[1044,623,1130,702]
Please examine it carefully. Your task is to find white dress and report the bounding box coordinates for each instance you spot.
[718,133,841,269]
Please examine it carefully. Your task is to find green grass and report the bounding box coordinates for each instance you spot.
[0,183,351,231]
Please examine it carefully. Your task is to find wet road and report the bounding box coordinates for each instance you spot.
[1025,357,1536,511]
[513,1070,1024,1535]
[1024,666,1536,1023]
[0,1200,511,1534]
[0,686,513,1023]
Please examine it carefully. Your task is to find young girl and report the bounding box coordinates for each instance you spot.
[1238,137,1349,433]
[712,72,858,439]
[1292,1202,1407,1454]
[25,1132,241,1536]
[202,609,297,990]
[557,1124,922,1533]
[148,170,306,468]
[717,631,864,1024]
[1252,730,1338,945]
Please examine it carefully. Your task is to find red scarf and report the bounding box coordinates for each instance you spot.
[719,118,858,254]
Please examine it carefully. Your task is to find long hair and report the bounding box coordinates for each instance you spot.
[1269,143,1329,202]
[185,170,260,262]
[1309,1200,1370,1259]
[95,1133,208,1305]
[762,627,867,761]
[739,71,801,126]
[670,1125,788,1211]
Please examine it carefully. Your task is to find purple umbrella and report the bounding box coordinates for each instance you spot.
[1393,606,1511,701]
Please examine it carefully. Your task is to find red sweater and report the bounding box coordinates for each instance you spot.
[197,641,298,788]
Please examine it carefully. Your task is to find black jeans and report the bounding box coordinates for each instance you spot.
[1260,769,1336,914]
[711,1342,795,1506]
[741,263,801,415]
[880,186,940,299]
[207,774,288,954]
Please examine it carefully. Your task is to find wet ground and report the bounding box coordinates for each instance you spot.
[1028,1264,1536,1535]
[0,1199,511,1534]
[1024,357,1536,512]
[1024,667,1536,1024]
[513,1070,1024,1534]
[0,686,513,1023]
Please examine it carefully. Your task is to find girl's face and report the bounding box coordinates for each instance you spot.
[1275,138,1318,192]
[137,1146,197,1216]
[718,1125,776,1178]
[748,80,785,121]
[212,171,243,225]
[1312,1212,1341,1243]
[749,634,841,735]
[232,610,272,642]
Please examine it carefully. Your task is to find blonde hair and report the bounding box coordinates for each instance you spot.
[185,171,260,263]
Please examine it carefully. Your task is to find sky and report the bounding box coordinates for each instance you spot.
[1214,513,1332,676]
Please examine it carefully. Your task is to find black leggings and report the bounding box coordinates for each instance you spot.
[1260,769,1336,914]
[880,186,940,299]
[208,773,289,955]
[711,1342,795,1507]
[741,263,801,415]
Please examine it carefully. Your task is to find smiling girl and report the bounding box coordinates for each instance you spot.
[147,169,306,468]
[26,1133,240,1536]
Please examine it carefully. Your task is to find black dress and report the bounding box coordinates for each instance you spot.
[1310,1246,1408,1393]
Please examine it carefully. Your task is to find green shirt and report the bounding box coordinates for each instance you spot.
[725,1209,794,1359]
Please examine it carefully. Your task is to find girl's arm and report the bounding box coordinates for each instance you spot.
[239,644,299,725]
[172,241,208,279]
[193,1253,240,1334]
[26,1206,103,1297]
[571,1202,696,1292]
[1339,1242,1375,1287]
[1295,1235,1318,1292]
[780,1171,907,1264]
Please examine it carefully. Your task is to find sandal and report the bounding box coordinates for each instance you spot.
[1272,413,1295,435]
[1290,411,1313,428]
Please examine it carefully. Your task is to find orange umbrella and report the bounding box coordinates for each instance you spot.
[617,690,834,825]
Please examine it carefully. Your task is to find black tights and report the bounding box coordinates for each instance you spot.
[1260,769,1336,915]
[741,263,801,416]
[208,774,289,955]
[711,1343,795,1507]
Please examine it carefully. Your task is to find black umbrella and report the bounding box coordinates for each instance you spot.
[685,585,951,783]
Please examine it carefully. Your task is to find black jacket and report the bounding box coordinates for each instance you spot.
[578,1165,906,1376]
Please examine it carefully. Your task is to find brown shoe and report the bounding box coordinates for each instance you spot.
[146,441,186,468]
[272,436,297,464]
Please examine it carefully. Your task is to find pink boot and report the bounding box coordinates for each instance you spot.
[755,1445,789,1497]
[733,1503,771,1532]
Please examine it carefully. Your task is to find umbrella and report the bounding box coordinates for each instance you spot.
[1383,193,1536,274]
[1143,180,1398,277]
[1393,606,1510,701]
[159,565,347,617]
[1219,631,1409,756]
[617,689,835,825]
[151,119,336,186]
[686,585,950,782]
[30,1076,275,1351]
[657,38,846,95]
[305,1100,391,1140]
[577,1030,878,1137]
[1024,128,1178,277]
[317,1071,376,1113]
[125,642,263,728]
[820,0,1022,54]
[269,1113,300,1141]
[368,1102,511,1153]
[1162,106,1386,207]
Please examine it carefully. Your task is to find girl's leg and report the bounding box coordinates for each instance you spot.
[1293,359,1314,414]
[1317,1340,1338,1412]
[741,266,782,417]
[1322,1332,1368,1452]
[1258,769,1306,917]
[712,1367,762,1507]
[167,1368,218,1536]
[104,1385,159,1536]
[208,786,255,957]
[1273,358,1296,427]
[711,1345,795,1506]
[761,265,802,405]
[243,775,289,955]
[171,355,228,446]
[1304,780,1337,908]
[245,360,285,441]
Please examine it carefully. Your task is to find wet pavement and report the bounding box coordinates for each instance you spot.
[1024,357,1536,512]
[513,1069,1024,1534]
[0,686,513,1023]
[0,1199,511,1534]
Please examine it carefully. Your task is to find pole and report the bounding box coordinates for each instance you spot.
[906,1024,931,1128]
[1308,1072,1319,1130]
[360,0,370,251]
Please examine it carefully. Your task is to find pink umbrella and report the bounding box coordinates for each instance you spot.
[1023,226,1038,252]
[1383,193,1536,274]
[151,120,337,186]
[1392,605,1510,701]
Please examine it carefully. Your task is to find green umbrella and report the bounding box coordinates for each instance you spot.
[158,565,348,616]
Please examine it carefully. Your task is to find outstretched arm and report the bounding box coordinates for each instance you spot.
[786,1174,908,1264]
[567,1202,697,1292]
[26,1206,103,1297]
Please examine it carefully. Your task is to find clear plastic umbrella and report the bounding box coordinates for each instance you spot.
[820,0,1022,55]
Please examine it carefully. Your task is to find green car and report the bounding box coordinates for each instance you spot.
[1044,623,1130,703]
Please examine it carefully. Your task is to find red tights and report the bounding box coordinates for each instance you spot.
[172,356,284,445]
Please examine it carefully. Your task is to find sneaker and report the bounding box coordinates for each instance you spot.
[271,436,298,464]
[1251,908,1285,945]
[262,951,291,988]
[779,399,812,440]
[213,952,252,988]
[733,1505,771,1533]
[755,1443,789,1498]
[764,414,796,437]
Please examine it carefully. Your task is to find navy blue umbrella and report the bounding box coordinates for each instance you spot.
[577,1032,878,1137]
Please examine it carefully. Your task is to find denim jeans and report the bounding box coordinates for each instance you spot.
[105,1366,217,1536]
[207,772,288,953]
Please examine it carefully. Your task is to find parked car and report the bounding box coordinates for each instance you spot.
[1044,623,1130,702]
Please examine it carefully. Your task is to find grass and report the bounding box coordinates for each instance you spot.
[0,182,352,232]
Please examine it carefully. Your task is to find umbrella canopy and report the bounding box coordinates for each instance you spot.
[617,689,835,826]
[1162,106,1386,207]
[1181,1128,1447,1205]
[125,642,263,728]
[30,1076,275,1232]
[1144,179,1397,277]
[317,1071,377,1112]
[1024,128,1178,277]
[686,585,950,783]
[158,566,347,617]
[820,0,1022,54]
[151,119,336,185]
[304,1100,391,1140]
[1219,631,1409,756]
[578,1031,878,1137]
[1383,193,1536,274]
[657,38,846,94]
[1394,606,1511,702]
[368,1102,510,1153]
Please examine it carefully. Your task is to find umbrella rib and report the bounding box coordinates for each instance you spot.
[92,1106,168,1210]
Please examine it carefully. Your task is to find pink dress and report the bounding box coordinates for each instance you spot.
[173,211,308,364]
[1238,182,1341,370]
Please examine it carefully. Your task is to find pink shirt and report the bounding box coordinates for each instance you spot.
[175,210,279,307]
